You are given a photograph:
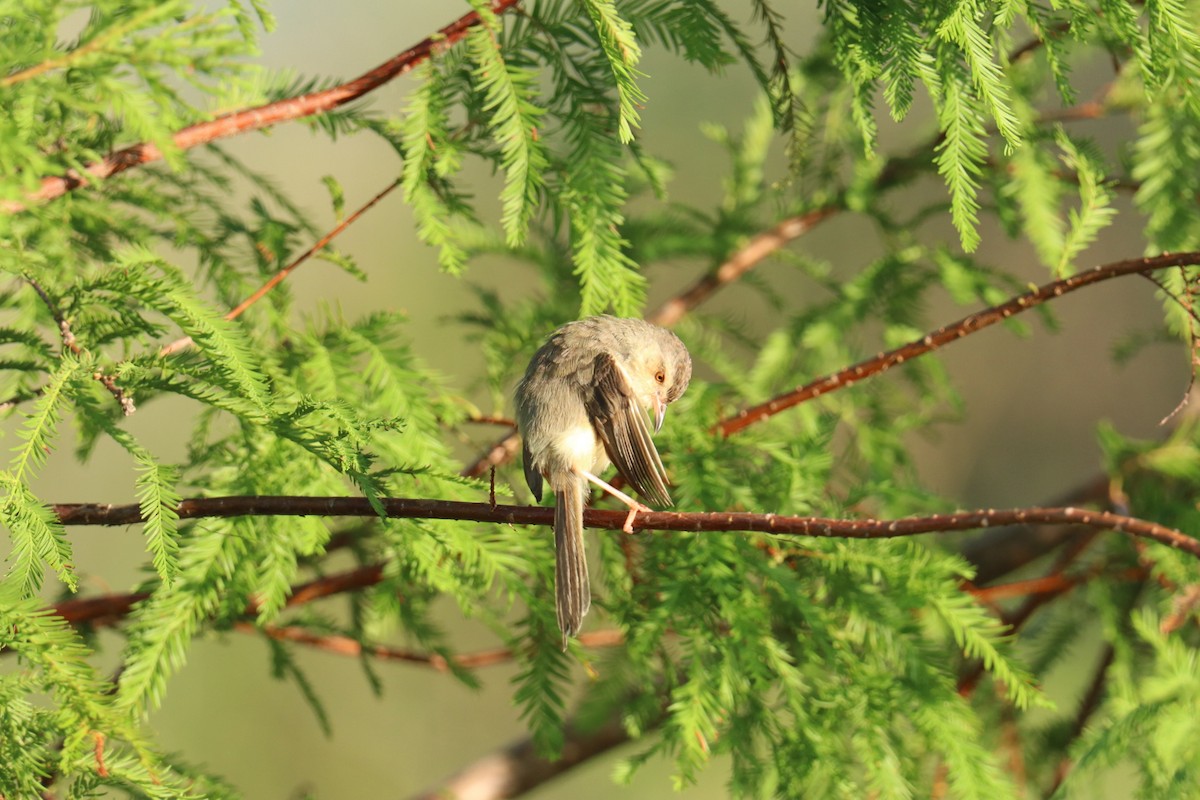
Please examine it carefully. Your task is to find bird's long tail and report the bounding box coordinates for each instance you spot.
[554,479,591,647]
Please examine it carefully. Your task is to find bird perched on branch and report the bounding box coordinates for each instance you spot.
[515,316,692,646]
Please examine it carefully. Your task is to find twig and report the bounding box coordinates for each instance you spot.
[1142,268,1200,425]
[159,179,401,356]
[1161,583,1200,634]
[648,207,837,326]
[967,567,1147,603]
[999,701,1027,796]
[3,1,521,213]
[959,531,1105,697]
[48,494,1200,558]
[52,563,384,627]
[27,279,135,415]
[468,415,518,427]
[0,386,46,412]
[91,731,109,778]
[0,6,164,88]
[462,428,522,479]
[1044,644,1116,798]
[408,714,635,800]
[239,623,623,671]
[716,252,1200,436]
[1008,20,1072,64]
[959,475,1110,585]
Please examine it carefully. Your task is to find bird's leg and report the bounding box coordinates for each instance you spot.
[580,469,651,533]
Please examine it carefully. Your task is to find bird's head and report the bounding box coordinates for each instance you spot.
[624,327,692,432]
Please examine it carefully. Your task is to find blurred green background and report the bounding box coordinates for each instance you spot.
[46,1,1180,796]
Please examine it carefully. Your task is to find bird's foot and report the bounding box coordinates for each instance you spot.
[622,502,653,534]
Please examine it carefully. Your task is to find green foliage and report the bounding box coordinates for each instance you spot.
[1,0,1200,798]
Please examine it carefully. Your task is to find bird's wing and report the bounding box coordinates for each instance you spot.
[585,352,672,507]
[522,441,544,503]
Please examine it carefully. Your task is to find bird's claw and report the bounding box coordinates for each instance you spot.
[622,502,653,533]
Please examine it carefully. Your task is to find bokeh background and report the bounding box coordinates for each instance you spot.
[44,1,1181,796]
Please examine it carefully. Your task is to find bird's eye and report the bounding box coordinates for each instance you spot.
[655,370,666,384]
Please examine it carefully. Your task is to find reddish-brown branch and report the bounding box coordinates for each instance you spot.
[52,562,385,626]
[4,1,520,213]
[999,702,1027,796]
[88,730,109,778]
[717,252,1200,436]
[408,714,635,800]
[1161,583,1200,634]
[27,279,136,415]
[462,429,523,479]
[466,415,518,428]
[958,531,1104,696]
[281,563,383,610]
[967,567,1147,603]
[959,475,1110,586]
[648,207,837,327]
[1008,21,1072,64]
[240,622,623,671]
[1045,644,1116,797]
[49,494,1200,558]
[159,179,401,356]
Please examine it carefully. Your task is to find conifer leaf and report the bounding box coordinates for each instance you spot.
[466,4,548,247]
[579,0,647,143]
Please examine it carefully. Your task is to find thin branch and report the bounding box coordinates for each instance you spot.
[239,622,623,671]
[1044,644,1116,798]
[462,429,522,479]
[0,386,46,412]
[3,1,521,213]
[1142,268,1200,425]
[648,206,837,326]
[158,178,401,356]
[0,6,164,88]
[959,474,1110,585]
[49,494,1200,558]
[1008,20,1072,64]
[27,279,135,415]
[52,563,384,627]
[967,567,1147,603]
[408,714,635,800]
[466,414,518,428]
[1161,583,1200,634]
[716,252,1200,436]
[958,529,1104,695]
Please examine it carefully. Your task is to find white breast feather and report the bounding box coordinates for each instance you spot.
[559,423,599,470]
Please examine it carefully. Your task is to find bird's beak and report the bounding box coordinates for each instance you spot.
[653,393,666,433]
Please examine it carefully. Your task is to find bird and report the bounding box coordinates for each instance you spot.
[514,316,692,646]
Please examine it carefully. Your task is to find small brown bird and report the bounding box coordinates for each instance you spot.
[514,316,692,645]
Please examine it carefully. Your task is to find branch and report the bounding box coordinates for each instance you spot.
[462,429,523,479]
[958,474,1111,585]
[1045,644,1115,798]
[716,252,1200,436]
[967,567,1147,603]
[53,562,384,625]
[647,206,837,326]
[158,178,401,356]
[0,6,163,88]
[3,1,520,213]
[50,494,1200,558]
[238,623,623,671]
[27,279,135,415]
[408,715,634,800]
